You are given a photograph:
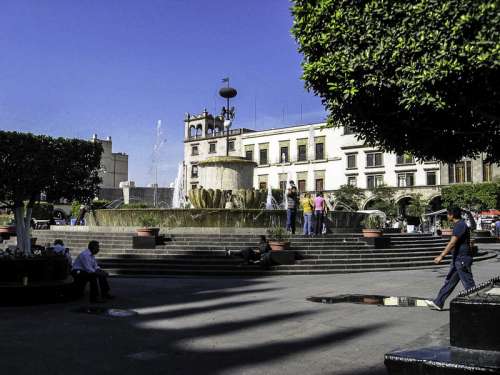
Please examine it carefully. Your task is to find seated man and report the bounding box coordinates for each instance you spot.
[72,240,113,303]
[226,235,273,268]
[52,239,72,266]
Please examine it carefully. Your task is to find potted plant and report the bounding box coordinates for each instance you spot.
[0,215,15,235]
[267,226,291,251]
[440,219,453,237]
[362,215,384,238]
[136,214,160,237]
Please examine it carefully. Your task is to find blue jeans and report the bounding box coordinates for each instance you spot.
[434,255,475,308]
[286,209,297,234]
[303,213,313,235]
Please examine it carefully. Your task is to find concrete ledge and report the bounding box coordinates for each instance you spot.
[48,226,271,235]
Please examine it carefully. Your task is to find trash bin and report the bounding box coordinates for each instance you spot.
[70,218,77,226]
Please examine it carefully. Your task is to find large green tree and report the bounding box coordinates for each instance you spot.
[442,182,500,210]
[0,131,102,255]
[292,0,500,162]
[333,184,365,210]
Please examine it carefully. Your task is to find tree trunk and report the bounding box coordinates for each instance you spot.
[14,205,32,256]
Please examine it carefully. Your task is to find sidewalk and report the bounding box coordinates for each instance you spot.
[0,253,498,375]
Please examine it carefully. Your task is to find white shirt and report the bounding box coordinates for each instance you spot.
[72,249,99,273]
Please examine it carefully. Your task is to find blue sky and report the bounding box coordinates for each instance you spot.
[0,0,326,186]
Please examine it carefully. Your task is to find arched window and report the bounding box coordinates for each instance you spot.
[206,126,214,136]
[196,125,202,137]
[189,126,196,138]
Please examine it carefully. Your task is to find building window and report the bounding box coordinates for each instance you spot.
[280,146,289,163]
[483,162,493,182]
[315,143,324,160]
[366,152,383,167]
[426,171,437,186]
[209,143,216,154]
[367,175,383,189]
[344,125,355,135]
[347,154,357,169]
[191,184,197,190]
[259,149,268,165]
[298,145,307,162]
[259,181,267,190]
[397,173,414,187]
[347,176,357,186]
[191,165,198,178]
[449,161,472,183]
[245,150,253,161]
[191,145,199,156]
[315,178,324,192]
[279,180,287,191]
[298,179,306,192]
[228,140,235,151]
[396,154,415,165]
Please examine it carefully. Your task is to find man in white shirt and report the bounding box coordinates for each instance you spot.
[72,240,113,303]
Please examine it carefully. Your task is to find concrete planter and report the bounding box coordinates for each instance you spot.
[136,228,160,237]
[362,229,383,238]
[269,241,290,251]
[440,228,453,237]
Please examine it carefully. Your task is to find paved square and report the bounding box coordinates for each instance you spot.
[1,253,498,375]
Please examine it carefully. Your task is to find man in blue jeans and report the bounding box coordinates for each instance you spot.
[426,207,476,311]
[286,183,298,234]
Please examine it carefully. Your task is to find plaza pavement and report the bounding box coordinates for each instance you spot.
[1,244,499,375]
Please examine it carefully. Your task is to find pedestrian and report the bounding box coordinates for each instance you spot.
[495,218,500,238]
[72,240,114,303]
[300,193,314,236]
[314,191,326,236]
[286,184,298,234]
[226,235,272,268]
[52,239,72,267]
[425,207,476,311]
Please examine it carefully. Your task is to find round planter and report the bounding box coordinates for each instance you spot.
[136,227,160,237]
[0,225,16,235]
[440,228,453,237]
[362,229,383,238]
[269,241,290,251]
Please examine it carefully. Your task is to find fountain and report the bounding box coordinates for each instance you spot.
[171,163,185,208]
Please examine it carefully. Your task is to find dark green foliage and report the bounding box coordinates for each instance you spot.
[0,131,103,208]
[405,194,429,217]
[442,183,500,210]
[333,184,365,210]
[31,202,54,220]
[292,0,500,162]
[91,200,111,210]
[119,203,151,209]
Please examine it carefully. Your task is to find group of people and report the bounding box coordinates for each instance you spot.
[51,239,113,303]
[285,181,328,236]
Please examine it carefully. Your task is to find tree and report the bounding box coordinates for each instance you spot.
[406,194,429,218]
[333,184,365,210]
[442,182,500,211]
[292,0,500,163]
[368,185,398,220]
[0,131,102,256]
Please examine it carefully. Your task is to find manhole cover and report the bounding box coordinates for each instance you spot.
[73,306,139,317]
[308,294,428,307]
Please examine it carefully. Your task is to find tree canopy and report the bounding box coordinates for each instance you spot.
[292,0,500,162]
[333,184,365,210]
[0,131,102,255]
[442,182,500,210]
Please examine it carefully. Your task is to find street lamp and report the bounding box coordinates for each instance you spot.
[219,78,237,156]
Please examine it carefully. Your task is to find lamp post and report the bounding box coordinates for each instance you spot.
[219,78,237,156]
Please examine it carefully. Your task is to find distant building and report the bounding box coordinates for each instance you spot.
[183,109,500,211]
[91,134,129,188]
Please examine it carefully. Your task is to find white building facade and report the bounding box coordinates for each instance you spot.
[183,110,499,209]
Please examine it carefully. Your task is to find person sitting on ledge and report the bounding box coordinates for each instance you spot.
[72,240,113,303]
[226,235,272,268]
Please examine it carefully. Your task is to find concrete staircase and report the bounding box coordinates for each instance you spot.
[32,230,496,277]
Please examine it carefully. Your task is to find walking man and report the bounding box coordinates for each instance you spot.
[286,184,298,234]
[426,207,476,311]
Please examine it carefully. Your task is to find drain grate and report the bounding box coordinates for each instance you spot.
[308,294,428,307]
[73,306,139,317]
